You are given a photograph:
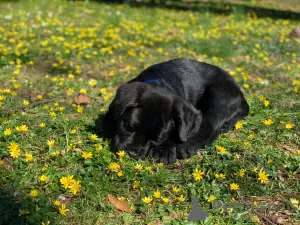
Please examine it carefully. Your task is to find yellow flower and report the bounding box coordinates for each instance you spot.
[153,190,161,199]
[40,175,47,182]
[82,151,93,159]
[15,125,28,132]
[215,173,225,179]
[25,152,33,162]
[244,141,251,148]
[177,195,185,202]
[36,95,43,100]
[230,183,239,191]
[4,128,12,136]
[285,123,294,129]
[108,162,121,172]
[89,79,97,87]
[99,88,107,95]
[207,195,216,202]
[94,144,103,151]
[192,168,205,181]
[9,143,21,159]
[79,88,87,94]
[157,162,164,167]
[29,190,39,197]
[216,145,227,153]
[0,95,5,101]
[60,175,75,189]
[263,100,270,107]
[90,134,98,141]
[235,121,243,129]
[243,84,249,89]
[117,151,126,157]
[263,119,273,125]
[47,140,55,147]
[19,209,30,216]
[162,197,169,204]
[248,133,255,139]
[172,186,180,193]
[145,166,153,171]
[237,168,245,177]
[53,200,61,206]
[142,197,153,204]
[39,123,46,128]
[59,204,69,216]
[157,47,163,53]
[290,198,299,209]
[67,88,74,95]
[70,129,77,134]
[117,171,124,177]
[134,163,143,170]
[258,169,269,184]
[133,180,140,189]
[77,106,83,114]
[69,180,81,194]
[9,142,19,151]
[23,100,30,106]
[50,111,56,118]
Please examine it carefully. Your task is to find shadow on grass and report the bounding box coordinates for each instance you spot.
[0,188,25,225]
[97,0,300,20]
[86,113,106,138]
[0,169,55,225]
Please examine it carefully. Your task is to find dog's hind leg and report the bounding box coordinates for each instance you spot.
[177,81,249,159]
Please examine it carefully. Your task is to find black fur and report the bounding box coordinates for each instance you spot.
[100,58,249,164]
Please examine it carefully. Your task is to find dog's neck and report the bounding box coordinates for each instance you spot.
[141,79,159,84]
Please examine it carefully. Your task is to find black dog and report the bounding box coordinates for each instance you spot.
[100,58,249,164]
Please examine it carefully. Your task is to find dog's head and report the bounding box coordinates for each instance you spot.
[102,82,202,159]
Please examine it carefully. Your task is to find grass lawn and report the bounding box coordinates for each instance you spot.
[0,0,299,224]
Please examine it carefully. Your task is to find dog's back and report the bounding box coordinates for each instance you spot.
[129,58,239,108]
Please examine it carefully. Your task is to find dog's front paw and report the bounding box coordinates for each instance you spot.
[177,140,204,160]
[148,143,177,165]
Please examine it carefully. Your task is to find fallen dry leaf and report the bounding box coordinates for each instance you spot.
[73,94,91,105]
[280,143,298,154]
[107,194,132,213]
[73,148,83,153]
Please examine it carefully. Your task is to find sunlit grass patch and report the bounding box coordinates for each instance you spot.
[0,0,299,224]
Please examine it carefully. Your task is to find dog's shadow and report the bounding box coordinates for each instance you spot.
[86,114,106,138]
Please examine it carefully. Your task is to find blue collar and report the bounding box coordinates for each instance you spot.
[141,79,158,84]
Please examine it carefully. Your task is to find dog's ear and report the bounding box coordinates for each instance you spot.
[111,83,143,119]
[102,83,145,138]
[173,99,202,142]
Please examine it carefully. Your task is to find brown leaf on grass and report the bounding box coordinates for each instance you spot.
[289,26,300,39]
[73,148,83,153]
[107,194,132,213]
[73,94,91,105]
[280,143,299,154]
[196,152,204,161]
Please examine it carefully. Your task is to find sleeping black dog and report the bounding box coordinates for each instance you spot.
[100,58,249,164]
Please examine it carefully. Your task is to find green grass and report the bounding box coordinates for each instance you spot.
[0,0,299,224]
